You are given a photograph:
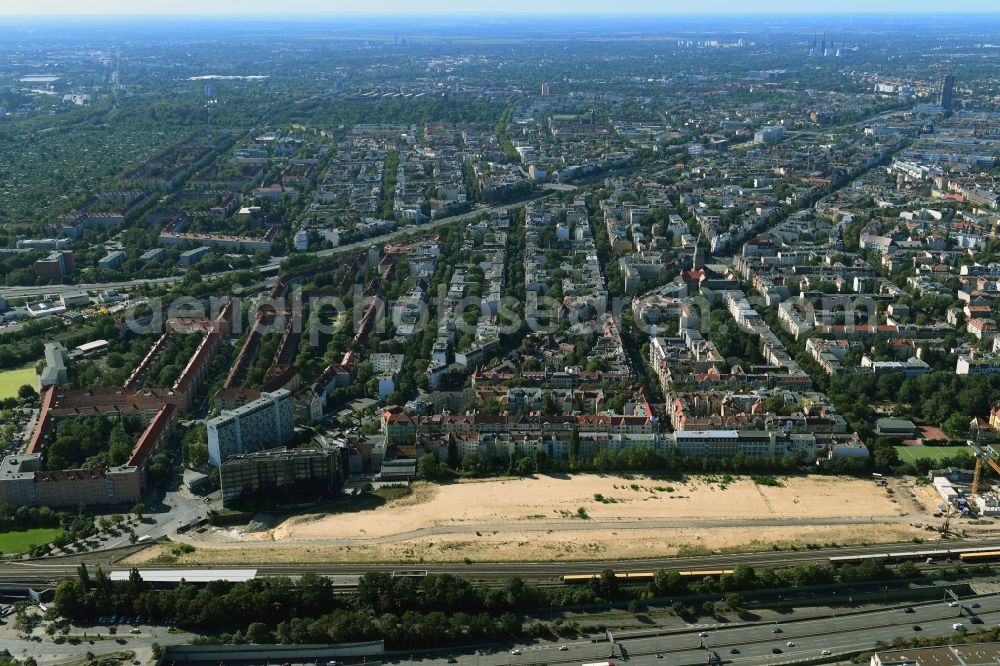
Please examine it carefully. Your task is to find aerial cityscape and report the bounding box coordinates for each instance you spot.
[3,4,1000,666]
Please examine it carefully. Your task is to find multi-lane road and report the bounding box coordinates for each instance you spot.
[393,594,1000,666]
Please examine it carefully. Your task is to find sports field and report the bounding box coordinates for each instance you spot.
[0,363,36,399]
[894,445,969,464]
[0,527,63,554]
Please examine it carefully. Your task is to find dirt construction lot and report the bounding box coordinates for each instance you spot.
[128,474,937,565]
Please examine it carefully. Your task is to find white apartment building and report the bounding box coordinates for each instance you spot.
[207,389,294,466]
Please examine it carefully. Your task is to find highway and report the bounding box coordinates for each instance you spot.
[390,594,1000,666]
[4,537,1000,587]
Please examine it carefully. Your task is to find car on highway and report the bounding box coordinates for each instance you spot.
[655,653,663,659]
[559,646,568,651]
[446,659,457,663]
[699,632,709,637]
[821,650,832,656]
[903,607,914,613]
[510,650,521,655]
[771,648,783,654]
[730,648,740,654]
[953,623,965,630]
[786,642,795,647]
[912,625,922,631]
[972,602,981,608]
[772,627,782,633]
[948,602,959,607]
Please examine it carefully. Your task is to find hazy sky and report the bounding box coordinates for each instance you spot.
[1,0,997,15]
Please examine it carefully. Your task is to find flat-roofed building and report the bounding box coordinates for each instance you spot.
[0,454,142,508]
[98,250,126,270]
[872,643,1000,666]
[220,446,343,505]
[40,342,69,387]
[180,246,209,267]
[207,389,294,466]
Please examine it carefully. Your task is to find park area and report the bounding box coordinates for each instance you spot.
[130,473,923,565]
[0,527,63,555]
[0,363,35,400]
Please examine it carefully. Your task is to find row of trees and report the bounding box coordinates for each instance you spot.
[55,560,925,648]
[419,443,863,482]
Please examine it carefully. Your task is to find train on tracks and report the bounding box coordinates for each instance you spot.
[829,546,1000,566]
[562,570,734,584]
[560,547,1000,585]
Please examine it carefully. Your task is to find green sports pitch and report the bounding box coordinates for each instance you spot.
[0,364,35,400]
[895,445,970,464]
[0,527,63,554]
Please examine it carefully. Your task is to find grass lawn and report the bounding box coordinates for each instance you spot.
[0,363,36,399]
[895,445,970,464]
[0,527,63,554]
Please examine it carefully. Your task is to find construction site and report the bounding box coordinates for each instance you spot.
[929,443,1000,525]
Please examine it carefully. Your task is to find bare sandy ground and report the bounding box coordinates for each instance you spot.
[126,523,920,566]
[259,474,902,542]
[123,474,931,565]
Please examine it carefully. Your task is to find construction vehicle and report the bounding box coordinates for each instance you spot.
[941,506,959,536]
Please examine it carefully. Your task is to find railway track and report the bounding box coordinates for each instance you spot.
[3,536,1000,589]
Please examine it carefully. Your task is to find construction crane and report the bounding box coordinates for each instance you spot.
[973,451,982,497]
[968,443,1000,498]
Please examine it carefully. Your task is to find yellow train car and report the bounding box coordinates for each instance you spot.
[561,571,656,584]
[561,570,730,584]
[959,550,1000,563]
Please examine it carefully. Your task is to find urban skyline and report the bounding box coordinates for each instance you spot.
[3,0,1000,15]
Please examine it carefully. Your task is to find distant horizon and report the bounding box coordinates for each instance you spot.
[1,0,999,18]
[5,10,1000,16]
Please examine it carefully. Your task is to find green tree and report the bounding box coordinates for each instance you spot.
[418,453,442,480]
[942,413,971,440]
